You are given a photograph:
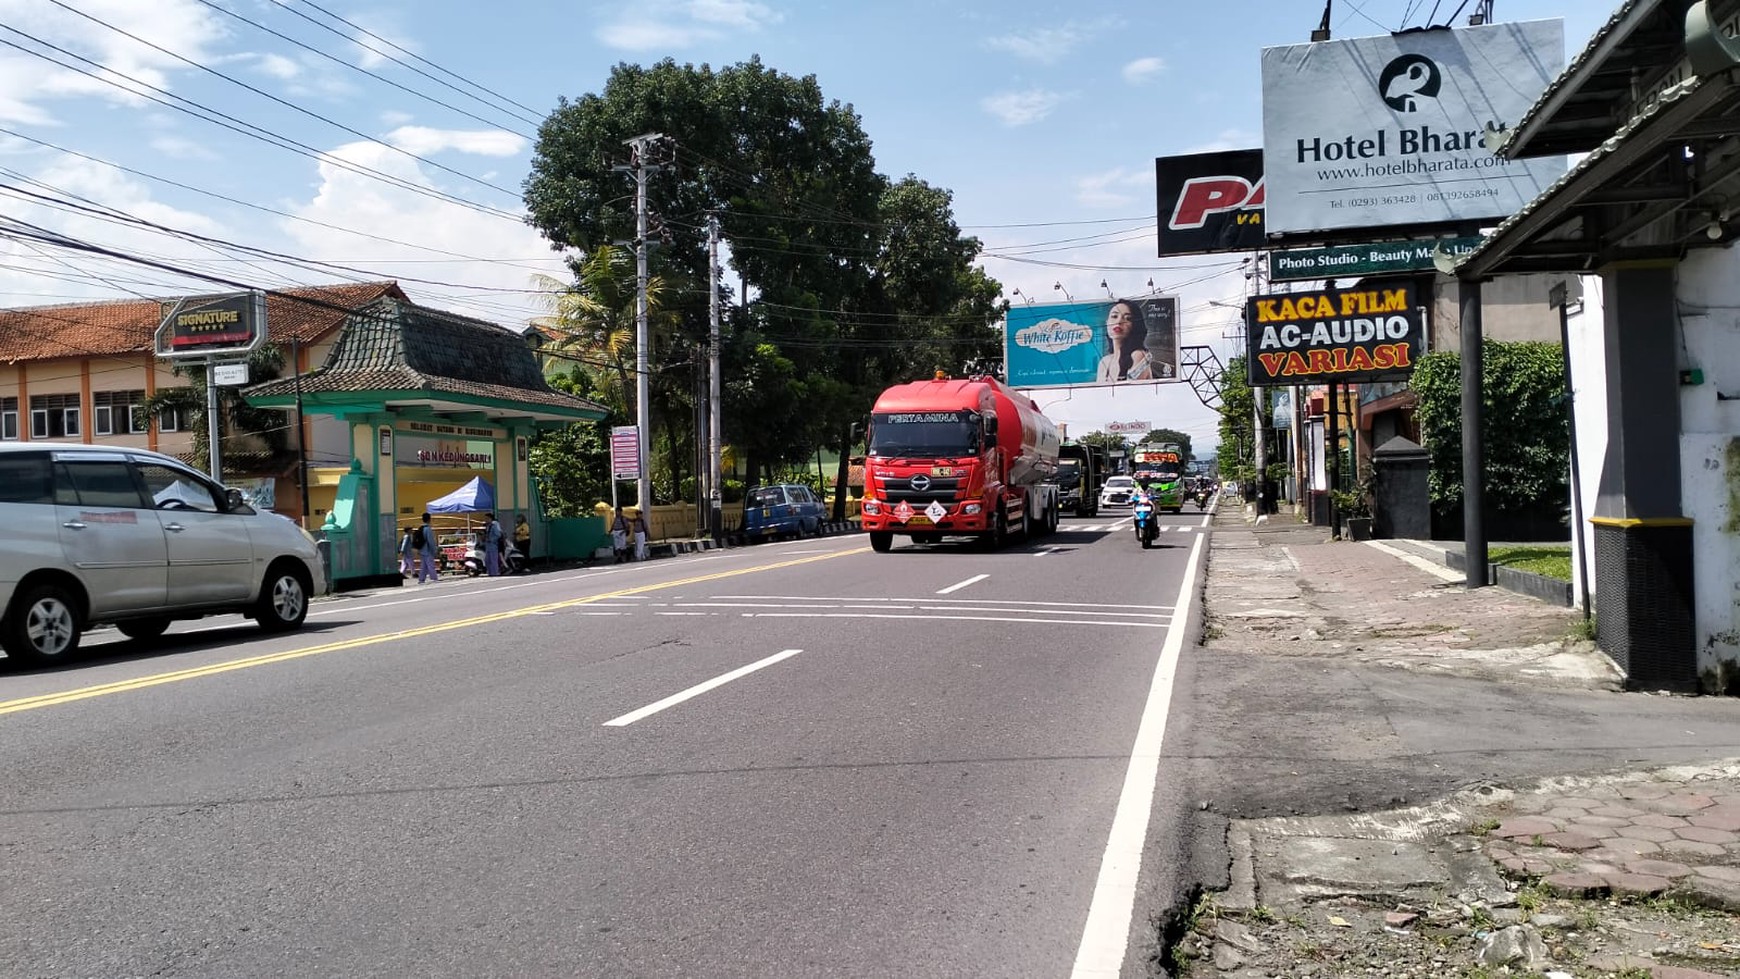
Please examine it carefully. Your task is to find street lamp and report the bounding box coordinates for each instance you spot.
[1054,282,1073,302]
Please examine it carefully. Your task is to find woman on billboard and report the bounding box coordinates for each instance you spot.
[1096,300,1154,382]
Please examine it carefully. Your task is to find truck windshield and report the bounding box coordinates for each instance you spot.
[869,411,978,457]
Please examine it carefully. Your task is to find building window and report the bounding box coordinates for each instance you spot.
[1,397,16,441]
[92,390,147,436]
[29,393,80,439]
[159,405,192,433]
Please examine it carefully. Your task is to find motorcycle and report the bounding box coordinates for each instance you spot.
[462,538,526,576]
[1132,495,1158,549]
[1193,488,1210,511]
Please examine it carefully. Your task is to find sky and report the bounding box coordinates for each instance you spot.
[0,0,1610,455]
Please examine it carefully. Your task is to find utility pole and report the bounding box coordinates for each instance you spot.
[1248,254,1268,515]
[707,212,723,540]
[620,133,666,516]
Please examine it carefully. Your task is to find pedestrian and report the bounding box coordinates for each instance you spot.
[610,505,630,564]
[483,511,503,576]
[514,514,531,564]
[416,511,440,584]
[631,510,649,562]
[398,526,415,578]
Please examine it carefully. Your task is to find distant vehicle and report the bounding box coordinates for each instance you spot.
[860,372,1061,551]
[0,443,326,665]
[1056,442,1107,517]
[1099,475,1137,509]
[743,483,827,541]
[1131,445,1186,514]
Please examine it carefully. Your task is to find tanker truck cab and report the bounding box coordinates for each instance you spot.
[860,374,1060,552]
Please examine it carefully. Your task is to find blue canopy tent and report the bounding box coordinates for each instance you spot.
[426,476,495,513]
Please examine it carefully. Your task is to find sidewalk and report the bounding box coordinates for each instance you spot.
[1178,510,1740,977]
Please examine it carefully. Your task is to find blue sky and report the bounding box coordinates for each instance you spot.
[0,0,1608,451]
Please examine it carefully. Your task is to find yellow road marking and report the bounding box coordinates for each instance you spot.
[0,547,867,717]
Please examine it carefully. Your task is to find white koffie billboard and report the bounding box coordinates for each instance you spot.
[1261,20,1565,236]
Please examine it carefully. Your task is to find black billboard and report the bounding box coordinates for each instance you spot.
[1245,282,1424,387]
[1155,149,1266,257]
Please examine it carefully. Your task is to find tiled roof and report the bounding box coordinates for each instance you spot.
[245,298,608,419]
[0,281,407,364]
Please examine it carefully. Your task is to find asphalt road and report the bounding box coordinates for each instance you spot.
[0,508,1213,979]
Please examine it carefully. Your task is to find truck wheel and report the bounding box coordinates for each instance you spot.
[990,510,1008,549]
[869,531,893,552]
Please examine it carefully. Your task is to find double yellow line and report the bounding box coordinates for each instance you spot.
[0,547,865,717]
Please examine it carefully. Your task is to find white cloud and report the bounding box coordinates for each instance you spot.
[380,110,414,127]
[282,140,567,328]
[688,0,779,28]
[985,26,1087,65]
[253,53,301,80]
[0,0,229,120]
[343,13,417,71]
[149,135,220,161]
[596,0,780,51]
[1121,56,1164,84]
[385,126,525,157]
[980,88,1066,127]
[1076,167,1148,208]
[1182,128,1261,154]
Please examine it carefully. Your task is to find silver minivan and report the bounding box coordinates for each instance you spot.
[0,444,326,665]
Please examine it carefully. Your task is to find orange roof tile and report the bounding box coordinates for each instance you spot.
[0,281,408,364]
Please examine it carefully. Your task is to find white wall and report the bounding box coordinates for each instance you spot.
[1564,276,1607,612]
[1675,246,1740,689]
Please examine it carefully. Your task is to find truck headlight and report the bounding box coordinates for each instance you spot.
[962,502,982,515]
[862,499,881,515]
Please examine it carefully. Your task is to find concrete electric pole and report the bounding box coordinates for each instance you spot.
[622,132,666,516]
[707,212,723,539]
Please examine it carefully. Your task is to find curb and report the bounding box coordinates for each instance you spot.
[1444,549,1574,607]
[639,520,863,557]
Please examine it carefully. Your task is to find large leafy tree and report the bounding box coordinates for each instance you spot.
[523,58,1000,506]
[1216,356,1257,483]
[141,343,288,475]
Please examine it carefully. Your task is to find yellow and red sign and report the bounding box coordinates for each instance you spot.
[1244,282,1424,387]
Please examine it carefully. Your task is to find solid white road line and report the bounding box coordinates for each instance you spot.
[741,612,1169,629]
[603,648,803,727]
[1362,540,1463,582]
[1072,532,1206,978]
[936,574,989,595]
[712,595,1173,611]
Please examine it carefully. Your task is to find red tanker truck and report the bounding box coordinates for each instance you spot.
[860,372,1061,552]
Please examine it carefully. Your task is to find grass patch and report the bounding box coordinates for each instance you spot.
[1487,545,1572,581]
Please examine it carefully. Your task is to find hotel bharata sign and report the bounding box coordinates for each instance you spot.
[1244,283,1424,387]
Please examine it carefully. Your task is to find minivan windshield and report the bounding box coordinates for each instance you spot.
[869,410,979,457]
[747,486,788,507]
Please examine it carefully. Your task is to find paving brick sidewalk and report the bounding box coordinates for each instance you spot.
[1204,511,1618,689]
[1178,510,1739,977]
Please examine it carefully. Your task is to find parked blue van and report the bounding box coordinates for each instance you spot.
[743,484,827,540]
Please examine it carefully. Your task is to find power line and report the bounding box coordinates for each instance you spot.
[0,27,523,222]
[184,0,540,138]
[45,1,525,201]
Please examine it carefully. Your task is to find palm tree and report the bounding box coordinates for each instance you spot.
[139,343,288,475]
[529,244,676,416]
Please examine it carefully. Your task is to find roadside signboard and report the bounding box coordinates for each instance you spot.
[1260,20,1564,236]
[155,291,267,360]
[1106,420,1151,435]
[1245,282,1425,387]
[1005,296,1179,388]
[1155,149,1266,256]
[211,362,250,386]
[610,425,641,480]
[1268,236,1483,282]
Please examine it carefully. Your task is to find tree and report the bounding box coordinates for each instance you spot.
[523,58,1000,503]
[140,344,288,476]
[1411,340,1568,516]
[1216,356,1257,483]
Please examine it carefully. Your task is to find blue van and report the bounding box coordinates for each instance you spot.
[743,484,827,541]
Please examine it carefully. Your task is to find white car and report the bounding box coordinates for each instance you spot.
[0,443,326,665]
[1099,475,1137,509]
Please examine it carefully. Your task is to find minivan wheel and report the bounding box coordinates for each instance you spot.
[254,565,310,632]
[117,618,171,642]
[3,584,83,664]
